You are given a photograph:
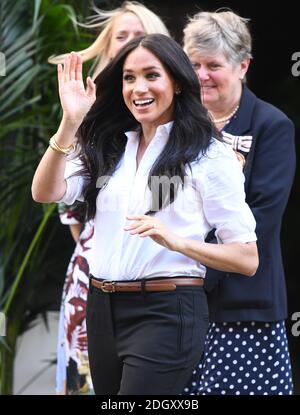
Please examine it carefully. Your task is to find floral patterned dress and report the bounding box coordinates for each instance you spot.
[56,201,94,394]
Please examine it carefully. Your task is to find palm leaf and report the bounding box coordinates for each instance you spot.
[0,96,41,125]
[3,203,56,315]
[0,0,92,394]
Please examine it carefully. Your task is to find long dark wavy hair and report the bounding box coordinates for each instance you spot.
[77,34,220,219]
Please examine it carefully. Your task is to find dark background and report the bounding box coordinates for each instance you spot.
[52,0,299,393]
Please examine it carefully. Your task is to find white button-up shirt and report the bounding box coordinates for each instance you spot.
[59,122,256,280]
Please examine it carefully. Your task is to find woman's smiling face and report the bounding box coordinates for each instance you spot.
[122,46,177,129]
[189,52,249,110]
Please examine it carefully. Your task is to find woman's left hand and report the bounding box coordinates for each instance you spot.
[124,215,182,251]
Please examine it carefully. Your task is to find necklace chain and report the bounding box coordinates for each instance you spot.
[209,104,240,124]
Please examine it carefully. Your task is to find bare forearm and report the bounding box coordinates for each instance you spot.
[124,216,258,276]
[174,238,258,277]
[32,147,67,202]
[69,223,82,243]
[32,117,79,203]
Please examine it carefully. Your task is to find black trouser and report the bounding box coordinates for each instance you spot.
[86,281,209,395]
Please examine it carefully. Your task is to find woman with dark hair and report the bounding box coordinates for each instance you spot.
[50,1,170,394]
[32,34,258,395]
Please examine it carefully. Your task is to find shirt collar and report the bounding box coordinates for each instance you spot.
[124,121,174,145]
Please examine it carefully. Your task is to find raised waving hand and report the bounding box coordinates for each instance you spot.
[57,51,96,127]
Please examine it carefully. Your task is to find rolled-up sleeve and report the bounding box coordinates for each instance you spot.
[200,141,257,244]
[55,158,87,205]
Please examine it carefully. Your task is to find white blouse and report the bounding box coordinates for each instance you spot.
[58,122,256,280]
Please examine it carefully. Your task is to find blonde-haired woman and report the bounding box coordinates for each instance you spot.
[52,1,170,394]
[182,10,295,395]
[49,1,169,79]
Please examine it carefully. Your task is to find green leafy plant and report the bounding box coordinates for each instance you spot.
[0,0,93,394]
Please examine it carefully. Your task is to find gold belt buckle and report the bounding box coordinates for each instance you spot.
[101,280,116,293]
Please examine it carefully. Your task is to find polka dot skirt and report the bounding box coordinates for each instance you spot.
[183,321,293,395]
